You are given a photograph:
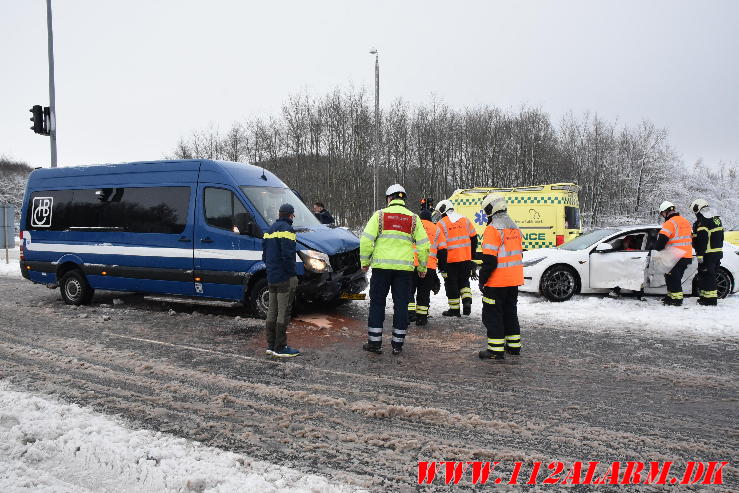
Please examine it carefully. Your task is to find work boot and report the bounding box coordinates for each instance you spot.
[662,297,683,307]
[506,347,520,356]
[362,342,383,354]
[478,349,505,360]
[697,297,717,306]
[415,314,428,326]
[408,311,417,323]
[442,309,461,317]
[391,345,403,356]
[462,302,472,316]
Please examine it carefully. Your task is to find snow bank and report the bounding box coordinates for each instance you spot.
[0,382,357,493]
[0,260,21,279]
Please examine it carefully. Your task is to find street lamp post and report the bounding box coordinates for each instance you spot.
[46,0,58,167]
[369,48,379,210]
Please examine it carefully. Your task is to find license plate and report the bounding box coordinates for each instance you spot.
[340,292,366,300]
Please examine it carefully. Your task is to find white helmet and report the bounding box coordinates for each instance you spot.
[435,199,454,215]
[658,201,675,213]
[385,184,406,198]
[690,198,709,214]
[481,193,507,217]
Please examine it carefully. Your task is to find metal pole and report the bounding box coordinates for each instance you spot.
[374,51,379,210]
[46,0,58,167]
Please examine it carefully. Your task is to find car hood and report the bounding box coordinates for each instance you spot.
[295,226,359,255]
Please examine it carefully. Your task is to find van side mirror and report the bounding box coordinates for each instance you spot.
[595,243,614,253]
[244,222,262,238]
[235,212,262,238]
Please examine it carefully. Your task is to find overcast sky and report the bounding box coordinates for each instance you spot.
[1,0,737,169]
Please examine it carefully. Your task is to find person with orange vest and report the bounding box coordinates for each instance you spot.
[655,201,693,306]
[409,208,445,326]
[434,199,478,317]
[477,193,523,361]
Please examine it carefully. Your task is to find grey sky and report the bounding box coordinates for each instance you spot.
[2,0,737,169]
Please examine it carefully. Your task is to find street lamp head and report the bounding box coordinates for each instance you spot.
[369,48,377,55]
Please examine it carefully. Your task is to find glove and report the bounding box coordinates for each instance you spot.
[432,272,441,295]
[469,261,478,281]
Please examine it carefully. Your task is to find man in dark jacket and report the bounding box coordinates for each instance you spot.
[690,199,724,306]
[262,203,301,357]
[312,202,335,225]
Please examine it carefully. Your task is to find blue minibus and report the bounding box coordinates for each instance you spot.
[19,159,366,317]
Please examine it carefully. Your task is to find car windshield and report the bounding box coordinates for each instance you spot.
[558,228,619,250]
[240,186,320,228]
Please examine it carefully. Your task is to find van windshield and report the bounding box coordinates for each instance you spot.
[558,228,619,250]
[241,186,320,228]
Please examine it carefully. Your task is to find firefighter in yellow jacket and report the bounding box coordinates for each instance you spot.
[477,193,523,361]
[360,184,430,355]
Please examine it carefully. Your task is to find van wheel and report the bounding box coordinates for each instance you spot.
[248,277,269,319]
[60,270,94,305]
[540,265,579,302]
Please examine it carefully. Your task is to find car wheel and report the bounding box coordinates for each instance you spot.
[248,277,269,319]
[716,268,732,299]
[540,265,578,302]
[59,270,94,305]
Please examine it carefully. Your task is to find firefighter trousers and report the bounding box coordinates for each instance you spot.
[443,261,472,310]
[410,268,436,316]
[665,257,692,299]
[698,254,721,299]
[481,286,521,354]
[368,268,412,349]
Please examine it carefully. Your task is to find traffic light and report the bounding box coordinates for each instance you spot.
[30,105,44,134]
[29,105,51,135]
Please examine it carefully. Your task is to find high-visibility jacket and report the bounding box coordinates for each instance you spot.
[480,213,524,288]
[415,219,444,270]
[692,210,724,258]
[657,213,693,259]
[438,214,477,263]
[360,199,430,272]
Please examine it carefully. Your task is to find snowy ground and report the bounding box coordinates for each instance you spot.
[0,382,356,493]
[0,241,20,278]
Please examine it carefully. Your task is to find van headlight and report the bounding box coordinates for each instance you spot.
[298,250,333,273]
[523,257,546,267]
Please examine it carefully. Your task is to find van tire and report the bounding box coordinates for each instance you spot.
[248,277,269,319]
[60,270,95,306]
[540,265,579,302]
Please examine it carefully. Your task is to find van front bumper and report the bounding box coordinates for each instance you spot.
[298,269,368,302]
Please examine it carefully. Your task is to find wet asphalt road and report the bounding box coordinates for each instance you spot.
[0,277,737,491]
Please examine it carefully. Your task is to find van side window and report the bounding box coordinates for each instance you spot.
[204,188,260,236]
[26,187,190,234]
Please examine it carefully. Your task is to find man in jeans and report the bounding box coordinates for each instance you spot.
[262,203,301,357]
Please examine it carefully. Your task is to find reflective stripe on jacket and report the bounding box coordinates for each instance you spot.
[360,199,430,272]
[658,214,693,259]
[262,218,297,284]
[481,215,524,287]
[438,215,477,263]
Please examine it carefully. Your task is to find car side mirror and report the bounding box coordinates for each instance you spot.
[595,243,614,253]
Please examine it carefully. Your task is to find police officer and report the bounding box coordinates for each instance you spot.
[360,185,430,355]
[409,208,445,326]
[690,199,724,306]
[434,200,478,317]
[655,201,693,306]
[262,203,301,357]
[477,193,523,360]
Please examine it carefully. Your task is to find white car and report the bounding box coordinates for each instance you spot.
[521,225,739,301]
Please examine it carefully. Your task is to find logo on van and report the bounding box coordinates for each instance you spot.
[32,197,53,228]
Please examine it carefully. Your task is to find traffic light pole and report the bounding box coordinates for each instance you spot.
[46,0,57,167]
